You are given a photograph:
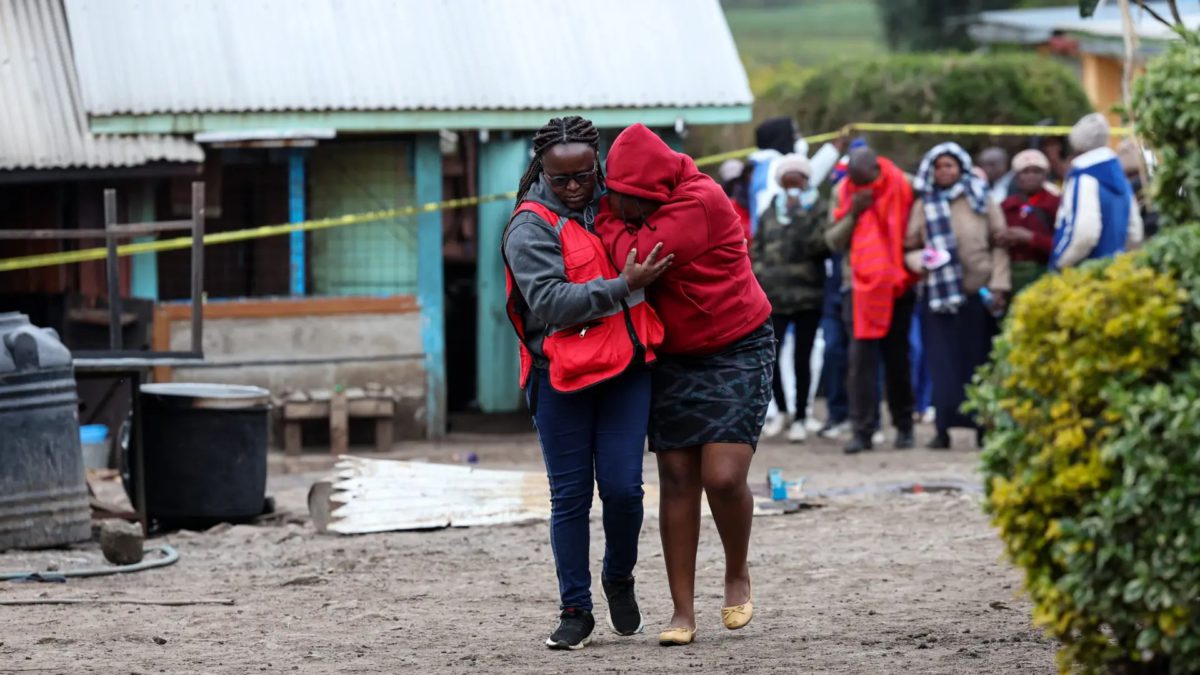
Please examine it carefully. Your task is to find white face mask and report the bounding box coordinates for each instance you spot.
[785,187,804,199]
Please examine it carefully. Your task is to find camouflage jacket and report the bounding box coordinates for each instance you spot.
[752,198,830,314]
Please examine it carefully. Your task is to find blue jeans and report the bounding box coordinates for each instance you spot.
[909,312,933,414]
[820,314,849,424]
[528,367,651,611]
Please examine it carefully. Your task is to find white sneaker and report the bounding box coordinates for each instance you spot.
[786,421,808,443]
[922,408,937,425]
[818,421,851,440]
[872,430,886,445]
[804,417,823,433]
[762,414,788,438]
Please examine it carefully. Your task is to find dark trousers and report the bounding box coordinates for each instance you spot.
[770,310,822,419]
[921,295,997,434]
[843,290,915,439]
[528,367,650,612]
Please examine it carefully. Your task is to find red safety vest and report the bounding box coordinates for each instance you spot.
[504,201,664,393]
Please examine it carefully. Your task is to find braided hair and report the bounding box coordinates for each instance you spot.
[514,116,603,207]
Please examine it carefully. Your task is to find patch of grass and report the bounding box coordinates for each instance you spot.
[724,0,885,69]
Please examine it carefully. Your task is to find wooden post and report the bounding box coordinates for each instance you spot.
[288,149,307,295]
[330,387,348,455]
[374,417,394,454]
[284,422,303,456]
[190,182,205,355]
[103,189,122,350]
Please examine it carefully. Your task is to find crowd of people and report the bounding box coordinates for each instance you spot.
[499,113,1147,650]
[722,112,1147,454]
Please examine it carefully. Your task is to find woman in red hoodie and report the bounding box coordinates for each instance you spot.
[596,124,775,646]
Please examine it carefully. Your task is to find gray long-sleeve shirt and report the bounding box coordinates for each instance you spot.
[502,176,629,368]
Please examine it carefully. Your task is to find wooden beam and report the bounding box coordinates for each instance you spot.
[155,295,418,321]
[329,389,348,456]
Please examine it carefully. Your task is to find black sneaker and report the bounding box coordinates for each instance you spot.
[602,576,644,636]
[844,434,873,454]
[895,429,915,450]
[546,608,594,650]
[927,432,952,450]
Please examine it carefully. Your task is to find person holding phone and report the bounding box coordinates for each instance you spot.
[905,142,1011,450]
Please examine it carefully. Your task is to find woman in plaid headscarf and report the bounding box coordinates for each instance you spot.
[904,142,1012,450]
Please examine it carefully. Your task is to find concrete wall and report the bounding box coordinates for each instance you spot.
[155,297,426,438]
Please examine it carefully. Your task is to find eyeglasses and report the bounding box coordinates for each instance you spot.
[543,166,598,189]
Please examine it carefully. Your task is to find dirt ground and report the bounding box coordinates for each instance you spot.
[0,427,1058,674]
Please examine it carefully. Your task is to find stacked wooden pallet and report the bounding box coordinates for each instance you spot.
[277,384,397,455]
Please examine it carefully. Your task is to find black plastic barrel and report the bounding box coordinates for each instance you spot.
[136,383,270,529]
[0,312,91,550]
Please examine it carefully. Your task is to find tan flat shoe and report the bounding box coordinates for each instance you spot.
[659,626,697,646]
[722,579,753,630]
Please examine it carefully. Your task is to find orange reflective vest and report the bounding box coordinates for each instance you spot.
[504,201,664,393]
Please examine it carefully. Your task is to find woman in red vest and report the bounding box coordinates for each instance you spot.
[502,117,671,650]
[597,124,776,646]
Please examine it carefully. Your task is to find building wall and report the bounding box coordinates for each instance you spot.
[309,139,419,296]
[1080,52,1145,129]
[155,296,426,439]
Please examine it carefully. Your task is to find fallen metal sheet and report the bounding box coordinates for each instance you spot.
[309,456,809,535]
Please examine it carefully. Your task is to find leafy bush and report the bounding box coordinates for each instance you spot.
[970,226,1200,673]
[793,54,1093,167]
[1135,31,1200,229]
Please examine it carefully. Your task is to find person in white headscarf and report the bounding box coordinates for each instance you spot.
[746,118,847,236]
[1051,113,1144,269]
[752,154,829,442]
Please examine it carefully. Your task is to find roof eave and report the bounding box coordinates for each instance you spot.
[90,106,755,136]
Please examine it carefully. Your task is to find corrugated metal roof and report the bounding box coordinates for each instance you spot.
[0,0,203,171]
[972,2,1199,44]
[63,0,753,116]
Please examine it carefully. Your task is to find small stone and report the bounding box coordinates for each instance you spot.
[100,521,144,566]
[152,636,167,645]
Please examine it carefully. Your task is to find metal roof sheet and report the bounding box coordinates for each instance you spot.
[972,2,1199,45]
[0,0,203,170]
[63,0,753,116]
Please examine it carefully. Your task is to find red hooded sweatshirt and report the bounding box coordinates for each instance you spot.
[597,124,772,355]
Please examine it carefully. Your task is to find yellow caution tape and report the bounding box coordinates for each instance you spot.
[0,191,518,273]
[0,121,1136,273]
[848,122,1133,137]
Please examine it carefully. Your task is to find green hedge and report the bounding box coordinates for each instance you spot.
[793,54,1093,167]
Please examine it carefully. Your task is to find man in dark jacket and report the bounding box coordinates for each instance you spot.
[752,154,828,442]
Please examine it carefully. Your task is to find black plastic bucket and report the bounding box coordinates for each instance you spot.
[135,383,270,529]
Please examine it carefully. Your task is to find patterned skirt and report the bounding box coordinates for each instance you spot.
[648,321,776,453]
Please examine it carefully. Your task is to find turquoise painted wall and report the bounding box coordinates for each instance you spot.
[475,137,526,413]
[414,134,446,438]
[129,182,158,300]
[309,140,418,296]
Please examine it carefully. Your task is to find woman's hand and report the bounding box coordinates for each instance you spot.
[995,227,1033,248]
[990,290,1009,314]
[622,243,673,291]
